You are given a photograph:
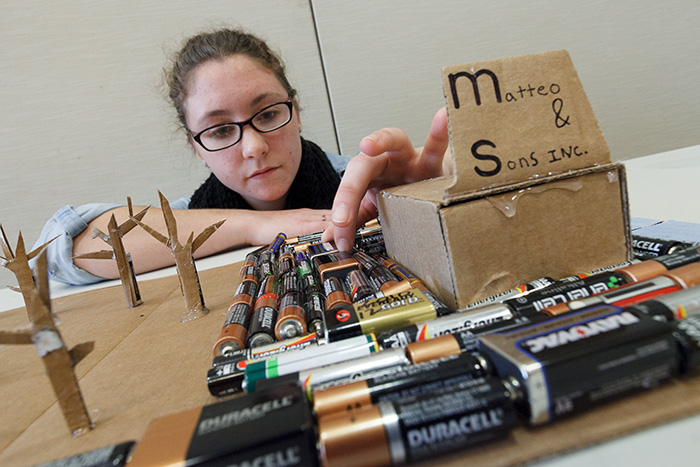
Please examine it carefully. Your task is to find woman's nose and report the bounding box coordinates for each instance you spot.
[239,126,268,159]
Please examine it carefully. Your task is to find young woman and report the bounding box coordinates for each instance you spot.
[34,28,450,285]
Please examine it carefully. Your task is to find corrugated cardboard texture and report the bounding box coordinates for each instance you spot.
[3,260,699,466]
[380,164,630,310]
[442,50,610,197]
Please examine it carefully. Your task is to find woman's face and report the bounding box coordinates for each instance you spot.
[184,54,302,210]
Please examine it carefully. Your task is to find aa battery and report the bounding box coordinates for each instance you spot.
[631,284,700,320]
[276,291,308,340]
[403,313,551,362]
[633,235,695,260]
[312,353,490,419]
[35,441,136,467]
[672,314,700,374]
[240,251,259,272]
[318,376,518,467]
[478,304,679,425]
[542,262,700,316]
[278,245,296,277]
[231,279,258,308]
[247,276,280,348]
[378,256,429,292]
[259,250,277,277]
[324,289,443,342]
[376,302,514,349]
[504,249,700,315]
[266,232,287,253]
[464,277,555,309]
[355,231,386,256]
[257,347,411,396]
[323,276,352,310]
[346,269,377,302]
[207,333,322,396]
[280,270,303,296]
[244,334,380,392]
[239,264,260,284]
[213,303,253,357]
[306,286,326,335]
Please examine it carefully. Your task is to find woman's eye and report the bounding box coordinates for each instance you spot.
[208,125,236,139]
[257,110,279,122]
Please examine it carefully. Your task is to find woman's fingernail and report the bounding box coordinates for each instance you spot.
[336,238,350,252]
[332,203,350,224]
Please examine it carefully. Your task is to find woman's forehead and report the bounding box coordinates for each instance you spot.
[185,55,288,125]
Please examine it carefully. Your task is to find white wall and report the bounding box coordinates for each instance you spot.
[313,0,700,159]
[2,0,698,288]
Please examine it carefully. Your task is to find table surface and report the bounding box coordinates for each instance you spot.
[1,145,699,466]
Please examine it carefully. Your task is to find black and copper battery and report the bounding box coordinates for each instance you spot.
[312,352,491,419]
[247,275,280,348]
[318,375,518,467]
[276,291,308,340]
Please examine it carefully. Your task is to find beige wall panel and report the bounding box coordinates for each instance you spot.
[313,1,700,160]
[0,0,334,288]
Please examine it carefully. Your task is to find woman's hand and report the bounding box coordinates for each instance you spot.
[324,107,451,251]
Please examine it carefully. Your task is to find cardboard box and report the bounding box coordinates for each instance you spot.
[378,50,631,311]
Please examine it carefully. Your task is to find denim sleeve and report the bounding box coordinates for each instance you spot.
[30,198,191,286]
[325,152,352,177]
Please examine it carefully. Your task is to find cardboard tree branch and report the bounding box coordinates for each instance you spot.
[131,191,225,322]
[0,249,94,436]
[73,198,149,308]
[1,224,58,320]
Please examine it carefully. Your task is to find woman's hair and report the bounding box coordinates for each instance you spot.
[165,28,298,130]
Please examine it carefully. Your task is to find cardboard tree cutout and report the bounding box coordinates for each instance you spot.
[73,198,149,308]
[1,225,57,319]
[132,191,225,322]
[0,248,94,436]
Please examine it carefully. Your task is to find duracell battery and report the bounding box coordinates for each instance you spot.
[378,255,429,292]
[239,264,260,285]
[346,269,377,302]
[278,245,296,272]
[323,276,352,310]
[313,251,360,283]
[280,270,303,296]
[542,262,700,316]
[376,302,515,349]
[213,302,253,357]
[305,287,326,335]
[324,289,445,342]
[259,249,277,277]
[312,353,490,419]
[276,291,308,340]
[34,441,135,467]
[354,231,386,256]
[318,375,518,467]
[255,347,411,396]
[231,278,258,308]
[128,384,318,467]
[478,304,679,425]
[632,235,695,260]
[247,275,280,348]
[207,333,321,396]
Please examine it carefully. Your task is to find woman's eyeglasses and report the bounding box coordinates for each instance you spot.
[191,100,293,152]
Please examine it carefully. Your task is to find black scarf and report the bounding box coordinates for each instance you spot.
[189,138,341,210]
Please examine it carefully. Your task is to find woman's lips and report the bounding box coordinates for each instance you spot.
[249,166,277,179]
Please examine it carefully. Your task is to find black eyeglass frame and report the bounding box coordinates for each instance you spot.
[190,100,294,152]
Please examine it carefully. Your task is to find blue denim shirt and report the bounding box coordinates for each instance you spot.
[31,152,350,285]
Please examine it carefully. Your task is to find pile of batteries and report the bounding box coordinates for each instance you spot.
[192,223,700,466]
